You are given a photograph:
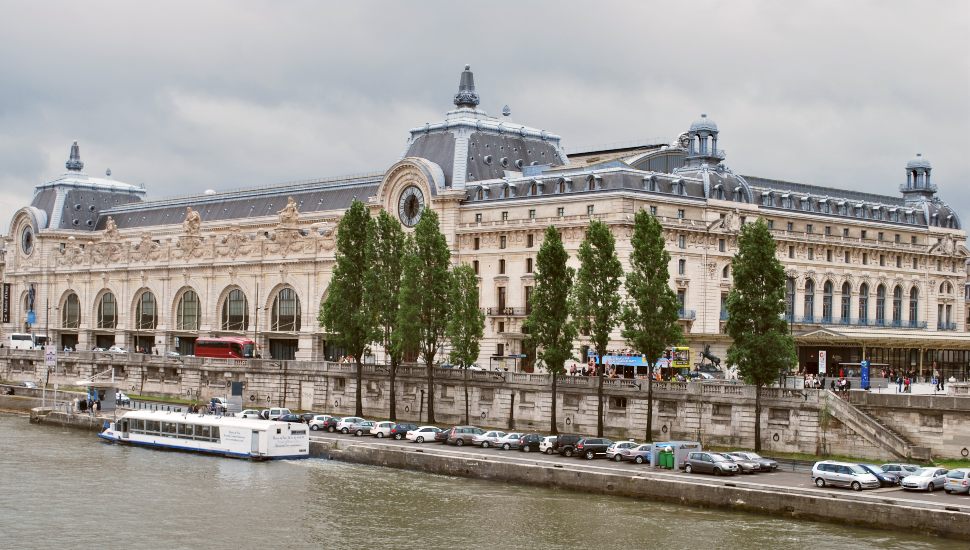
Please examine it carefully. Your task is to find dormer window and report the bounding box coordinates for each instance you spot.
[475,187,484,201]
[644,176,658,192]
[781,195,792,209]
[761,191,772,207]
[530,182,538,196]
[713,184,724,200]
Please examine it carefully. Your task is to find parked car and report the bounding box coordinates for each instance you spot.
[726,451,779,472]
[261,407,292,421]
[299,413,318,423]
[388,423,417,440]
[812,460,880,490]
[944,468,970,494]
[901,467,949,492]
[107,345,128,354]
[406,425,441,443]
[237,409,263,419]
[370,421,396,438]
[881,463,922,476]
[606,440,639,461]
[574,438,614,460]
[336,416,365,434]
[19,381,38,389]
[554,434,583,457]
[857,464,901,487]
[434,429,450,444]
[727,455,761,474]
[319,416,341,432]
[210,397,231,412]
[278,413,304,423]
[539,436,557,455]
[165,350,181,357]
[308,415,333,430]
[495,432,525,450]
[518,433,542,452]
[684,452,740,476]
[115,391,131,406]
[618,443,653,464]
[446,426,486,446]
[472,430,506,448]
[349,420,376,436]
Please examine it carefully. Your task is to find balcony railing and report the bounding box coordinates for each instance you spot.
[484,307,529,317]
[938,322,958,331]
[678,309,696,320]
[790,316,927,329]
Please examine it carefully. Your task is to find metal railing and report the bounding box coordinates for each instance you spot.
[938,322,958,331]
[678,309,696,320]
[791,316,926,329]
[484,307,529,317]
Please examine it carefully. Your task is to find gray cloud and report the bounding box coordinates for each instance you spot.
[1,0,967,234]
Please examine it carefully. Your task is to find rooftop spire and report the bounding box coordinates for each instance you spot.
[453,64,480,108]
[65,140,84,172]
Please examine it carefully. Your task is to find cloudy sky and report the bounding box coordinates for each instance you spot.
[1,1,967,233]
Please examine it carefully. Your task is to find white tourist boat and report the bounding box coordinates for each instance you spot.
[99,410,309,460]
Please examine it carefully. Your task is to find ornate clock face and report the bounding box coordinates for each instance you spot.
[20,226,33,256]
[398,185,425,227]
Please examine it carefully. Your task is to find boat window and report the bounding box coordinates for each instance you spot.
[198,425,212,440]
[210,427,219,440]
[133,419,144,432]
[145,420,160,433]
[162,422,177,435]
[178,424,194,437]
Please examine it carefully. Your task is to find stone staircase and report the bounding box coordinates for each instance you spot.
[823,390,929,460]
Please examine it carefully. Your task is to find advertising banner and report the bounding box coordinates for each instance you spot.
[818,350,827,375]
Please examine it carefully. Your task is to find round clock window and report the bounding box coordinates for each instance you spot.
[21,226,33,256]
[398,186,425,227]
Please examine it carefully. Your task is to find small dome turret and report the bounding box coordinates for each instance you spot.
[906,153,931,170]
[689,113,718,133]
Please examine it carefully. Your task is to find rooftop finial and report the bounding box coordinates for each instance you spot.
[502,104,511,117]
[65,140,84,172]
[453,64,480,108]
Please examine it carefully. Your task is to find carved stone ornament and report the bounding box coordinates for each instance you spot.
[175,235,204,259]
[707,262,717,279]
[219,225,251,259]
[278,197,300,227]
[183,207,202,236]
[134,233,161,262]
[103,216,121,241]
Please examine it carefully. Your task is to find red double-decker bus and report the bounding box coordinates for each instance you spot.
[194,337,256,359]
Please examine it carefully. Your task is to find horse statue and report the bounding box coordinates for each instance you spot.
[701,344,721,368]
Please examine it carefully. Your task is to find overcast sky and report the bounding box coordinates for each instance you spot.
[1,0,967,235]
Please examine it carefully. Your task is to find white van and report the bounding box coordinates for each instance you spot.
[9,333,43,350]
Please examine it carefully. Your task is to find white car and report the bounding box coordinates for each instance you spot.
[237,409,263,419]
[539,436,557,454]
[308,414,333,430]
[472,430,506,448]
[606,440,639,461]
[406,425,441,443]
[115,391,131,406]
[336,417,365,434]
[107,345,128,354]
[901,467,949,491]
[370,421,395,438]
[495,432,524,450]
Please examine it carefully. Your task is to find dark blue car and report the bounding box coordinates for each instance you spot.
[858,464,900,487]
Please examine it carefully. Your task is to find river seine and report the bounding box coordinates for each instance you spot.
[0,414,961,549]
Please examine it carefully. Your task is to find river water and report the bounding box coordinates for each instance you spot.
[0,414,961,550]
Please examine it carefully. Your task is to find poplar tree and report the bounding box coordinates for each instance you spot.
[368,210,408,420]
[447,264,485,425]
[523,226,577,435]
[319,200,375,416]
[573,219,623,437]
[395,209,451,423]
[725,218,796,451]
[621,209,683,440]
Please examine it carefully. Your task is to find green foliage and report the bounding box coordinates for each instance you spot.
[622,210,683,365]
[725,218,796,386]
[574,219,623,360]
[369,211,408,364]
[447,264,484,369]
[524,226,577,376]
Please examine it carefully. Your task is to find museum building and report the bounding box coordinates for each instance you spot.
[3,66,969,377]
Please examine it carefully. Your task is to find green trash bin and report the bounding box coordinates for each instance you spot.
[661,450,673,469]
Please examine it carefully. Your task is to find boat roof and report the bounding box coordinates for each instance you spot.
[119,409,296,430]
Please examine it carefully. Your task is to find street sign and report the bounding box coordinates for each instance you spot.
[818,350,827,375]
[45,344,57,367]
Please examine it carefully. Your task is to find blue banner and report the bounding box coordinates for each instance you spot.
[860,360,870,390]
[26,310,35,325]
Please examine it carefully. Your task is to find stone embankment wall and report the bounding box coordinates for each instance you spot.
[848,392,970,460]
[4,349,969,458]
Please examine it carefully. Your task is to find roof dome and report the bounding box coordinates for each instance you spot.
[906,153,931,170]
[689,113,718,133]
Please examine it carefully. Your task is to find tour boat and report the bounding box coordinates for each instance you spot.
[99,410,309,460]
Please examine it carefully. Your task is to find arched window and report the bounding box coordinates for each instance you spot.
[221,289,249,331]
[557,179,566,193]
[804,279,815,321]
[892,285,902,325]
[475,187,484,201]
[62,293,80,329]
[135,292,157,330]
[98,292,117,329]
[858,283,869,323]
[822,281,833,322]
[785,277,795,320]
[530,182,538,196]
[271,288,301,331]
[721,265,730,279]
[176,290,201,330]
[909,286,919,324]
[840,282,851,323]
[875,284,886,325]
[714,184,724,200]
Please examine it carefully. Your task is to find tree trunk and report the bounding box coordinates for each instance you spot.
[550,373,559,435]
[426,356,435,424]
[354,356,363,416]
[463,365,469,425]
[596,362,605,437]
[645,361,653,441]
[508,390,515,430]
[389,358,397,421]
[754,384,762,452]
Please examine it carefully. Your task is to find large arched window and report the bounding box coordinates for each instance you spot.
[822,281,833,322]
[135,292,157,330]
[840,282,851,323]
[875,284,886,325]
[892,285,902,325]
[98,292,117,329]
[62,293,80,329]
[858,283,869,323]
[221,289,249,331]
[176,290,201,330]
[271,288,301,331]
[804,279,815,321]
[909,286,919,324]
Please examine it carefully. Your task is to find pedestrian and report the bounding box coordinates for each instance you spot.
[896,375,903,393]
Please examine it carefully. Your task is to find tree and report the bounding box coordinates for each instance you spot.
[395,209,451,423]
[725,218,796,452]
[447,264,485,425]
[523,226,577,435]
[319,200,376,417]
[573,219,623,437]
[622,210,683,441]
[368,211,408,420]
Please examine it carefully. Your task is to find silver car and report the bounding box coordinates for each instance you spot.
[901,467,948,492]
[606,440,639,461]
[812,461,880,491]
[944,468,970,494]
[472,430,506,448]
